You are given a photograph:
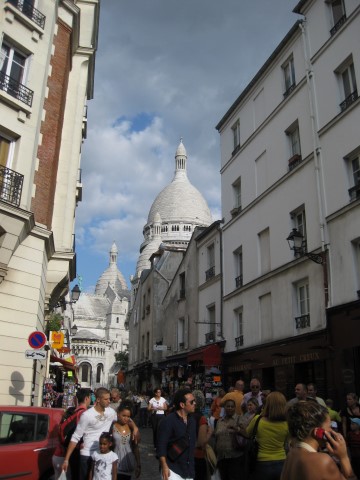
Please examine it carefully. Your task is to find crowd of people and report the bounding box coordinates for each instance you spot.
[52,381,360,480]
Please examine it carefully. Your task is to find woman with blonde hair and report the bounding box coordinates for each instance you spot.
[245,391,288,480]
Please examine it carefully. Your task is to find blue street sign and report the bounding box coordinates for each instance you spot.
[28,331,47,349]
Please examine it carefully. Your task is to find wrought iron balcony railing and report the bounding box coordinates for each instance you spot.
[288,154,302,171]
[205,266,215,281]
[295,314,310,329]
[283,82,296,98]
[235,335,244,348]
[0,71,34,107]
[340,90,358,112]
[7,0,46,29]
[330,14,346,36]
[349,184,360,202]
[235,275,243,288]
[0,165,24,207]
[205,331,215,344]
[179,289,186,299]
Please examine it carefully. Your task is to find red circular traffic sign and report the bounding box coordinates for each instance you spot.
[28,331,47,349]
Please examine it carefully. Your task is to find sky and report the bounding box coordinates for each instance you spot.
[75,0,301,293]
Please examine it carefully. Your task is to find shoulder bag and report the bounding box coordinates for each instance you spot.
[167,418,191,462]
[245,415,262,474]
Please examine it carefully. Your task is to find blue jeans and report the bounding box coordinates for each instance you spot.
[79,455,92,480]
[250,460,285,480]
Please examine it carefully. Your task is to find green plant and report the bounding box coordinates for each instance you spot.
[46,313,63,332]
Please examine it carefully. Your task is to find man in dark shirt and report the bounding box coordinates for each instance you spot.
[157,388,196,480]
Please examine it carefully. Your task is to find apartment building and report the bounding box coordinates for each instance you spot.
[0,0,99,405]
[216,0,360,401]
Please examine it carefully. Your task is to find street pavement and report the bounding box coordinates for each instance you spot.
[138,425,161,479]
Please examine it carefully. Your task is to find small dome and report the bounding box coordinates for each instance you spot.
[95,243,128,295]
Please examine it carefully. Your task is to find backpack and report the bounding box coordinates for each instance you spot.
[59,406,86,448]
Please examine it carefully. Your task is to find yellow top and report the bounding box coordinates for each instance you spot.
[247,415,288,461]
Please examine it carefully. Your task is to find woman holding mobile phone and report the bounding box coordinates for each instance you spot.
[281,401,356,480]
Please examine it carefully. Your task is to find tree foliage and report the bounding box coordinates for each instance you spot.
[114,350,129,368]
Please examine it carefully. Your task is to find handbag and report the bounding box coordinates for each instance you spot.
[233,416,248,450]
[245,415,262,474]
[167,420,191,462]
[204,443,217,476]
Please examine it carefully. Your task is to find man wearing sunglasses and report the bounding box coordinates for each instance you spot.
[241,377,263,409]
[157,388,197,480]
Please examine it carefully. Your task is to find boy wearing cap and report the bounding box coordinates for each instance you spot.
[348,417,360,478]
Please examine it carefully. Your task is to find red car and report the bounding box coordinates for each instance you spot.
[0,405,63,480]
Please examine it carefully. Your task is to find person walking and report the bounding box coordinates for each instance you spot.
[148,387,167,448]
[157,388,197,480]
[221,380,245,415]
[89,432,118,480]
[214,399,245,480]
[109,388,122,411]
[111,404,141,479]
[245,391,288,480]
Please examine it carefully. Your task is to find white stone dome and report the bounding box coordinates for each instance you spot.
[95,242,128,295]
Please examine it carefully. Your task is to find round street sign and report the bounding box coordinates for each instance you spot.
[28,331,47,349]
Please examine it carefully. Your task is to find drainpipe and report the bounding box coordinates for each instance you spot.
[299,21,330,306]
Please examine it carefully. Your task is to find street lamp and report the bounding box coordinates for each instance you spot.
[286,228,325,264]
[70,324,78,336]
[55,284,81,308]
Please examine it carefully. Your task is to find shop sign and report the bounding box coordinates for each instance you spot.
[50,331,64,349]
[153,345,168,351]
[272,351,321,366]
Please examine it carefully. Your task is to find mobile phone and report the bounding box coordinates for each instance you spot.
[314,427,327,440]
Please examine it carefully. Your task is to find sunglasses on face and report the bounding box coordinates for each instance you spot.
[187,400,196,405]
[251,385,260,389]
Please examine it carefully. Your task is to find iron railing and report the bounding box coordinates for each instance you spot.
[340,90,358,112]
[330,14,346,36]
[235,275,243,288]
[205,331,215,343]
[0,71,33,107]
[0,165,24,207]
[349,184,360,202]
[7,0,46,29]
[205,266,215,281]
[288,154,302,171]
[235,335,244,348]
[283,82,296,98]
[179,289,186,299]
[295,314,310,329]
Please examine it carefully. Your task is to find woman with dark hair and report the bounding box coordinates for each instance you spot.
[245,391,288,480]
[281,401,355,480]
[192,390,213,480]
[214,399,245,480]
[147,387,167,448]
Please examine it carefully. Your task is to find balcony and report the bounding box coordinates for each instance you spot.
[205,331,215,344]
[146,305,150,315]
[231,144,241,157]
[330,14,346,36]
[7,0,46,29]
[179,289,186,299]
[295,314,310,329]
[0,166,24,207]
[178,342,185,350]
[283,82,296,99]
[349,184,360,202]
[205,266,215,281]
[0,71,34,107]
[340,90,358,112]
[235,275,243,288]
[230,205,242,217]
[235,335,243,348]
[288,154,302,171]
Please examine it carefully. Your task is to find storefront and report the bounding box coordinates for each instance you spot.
[43,355,78,408]
[223,331,331,401]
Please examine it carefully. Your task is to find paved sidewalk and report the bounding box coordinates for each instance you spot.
[138,426,160,479]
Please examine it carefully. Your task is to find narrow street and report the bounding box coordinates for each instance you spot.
[138,425,160,479]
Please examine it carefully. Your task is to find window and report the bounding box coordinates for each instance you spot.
[6,0,46,29]
[352,239,360,295]
[179,272,185,299]
[231,119,240,155]
[337,59,358,111]
[206,244,215,280]
[0,412,48,443]
[0,41,33,107]
[231,177,241,216]
[81,363,91,384]
[295,280,310,329]
[259,293,272,341]
[287,123,302,170]
[329,0,346,35]
[234,308,244,348]
[291,206,307,253]
[96,364,102,383]
[146,332,150,358]
[205,305,216,343]
[177,317,185,349]
[0,134,14,168]
[234,246,243,288]
[283,56,296,97]
[348,155,360,201]
[258,228,271,274]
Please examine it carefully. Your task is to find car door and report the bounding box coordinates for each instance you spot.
[0,410,51,479]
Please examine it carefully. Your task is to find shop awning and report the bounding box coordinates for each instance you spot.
[50,355,76,371]
[187,344,222,366]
